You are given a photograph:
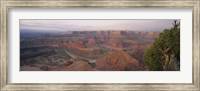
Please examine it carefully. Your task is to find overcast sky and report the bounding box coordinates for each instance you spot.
[20,19,179,32]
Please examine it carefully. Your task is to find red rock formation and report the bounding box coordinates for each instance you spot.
[109,39,121,47]
[95,50,141,71]
[109,31,122,36]
[61,61,96,71]
[63,60,73,66]
[66,41,85,48]
[87,38,96,47]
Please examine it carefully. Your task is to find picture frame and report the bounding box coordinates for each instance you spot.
[0,0,199,91]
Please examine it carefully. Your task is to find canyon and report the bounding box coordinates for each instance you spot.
[20,31,160,71]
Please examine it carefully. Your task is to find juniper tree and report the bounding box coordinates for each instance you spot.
[144,20,180,71]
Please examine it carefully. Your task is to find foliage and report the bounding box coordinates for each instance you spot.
[154,28,180,55]
[144,20,180,71]
[144,46,163,71]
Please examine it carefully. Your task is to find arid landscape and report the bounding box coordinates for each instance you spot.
[20,20,180,71]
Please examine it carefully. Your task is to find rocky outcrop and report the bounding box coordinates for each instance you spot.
[95,50,141,71]
[107,39,122,48]
[61,61,96,71]
[109,31,122,36]
[66,41,85,48]
[87,38,96,47]
[135,31,160,39]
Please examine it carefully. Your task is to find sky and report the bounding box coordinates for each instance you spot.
[20,19,179,32]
